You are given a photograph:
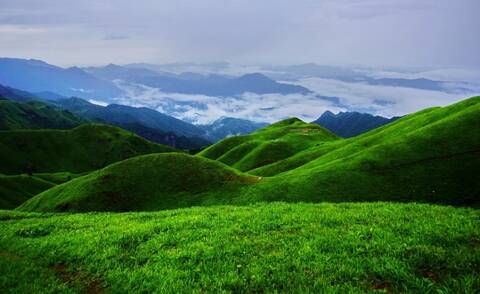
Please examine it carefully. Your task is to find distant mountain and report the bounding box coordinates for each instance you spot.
[265,63,454,92]
[0,84,85,130]
[33,91,66,101]
[87,64,311,96]
[53,98,210,149]
[0,58,121,100]
[0,84,38,102]
[84,64,172,81]
[266,63,360,81]
[199,117,268,142]
[313,111,398,137]
[0,99,84,130]
[125,61,231,74]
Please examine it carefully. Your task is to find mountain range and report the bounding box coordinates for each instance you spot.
[86,64,311,96]
[0,79,413,148]
[0,58,122,99]
[52,97,211,149]
[0,83,272,148]
[264,63,467,92]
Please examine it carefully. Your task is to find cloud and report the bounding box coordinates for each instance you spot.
[293,78,480,117]
[103,33,129,41]
[365,68,480,84]
[0,0,479,68]
[112,81,344,124]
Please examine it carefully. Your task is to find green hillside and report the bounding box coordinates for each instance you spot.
[199,118,339,171]
[246,96,480,205]
[2,203,479,293]
[0,99,84,130]
[0,124,176,175]
[0,172,82,209]
[16,96,480,212]
[18,153,257,212]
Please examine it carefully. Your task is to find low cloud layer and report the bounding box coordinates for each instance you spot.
[113,81,344,124]
[294,78,479,117]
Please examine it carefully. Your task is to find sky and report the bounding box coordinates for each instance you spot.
[0,0,479,68]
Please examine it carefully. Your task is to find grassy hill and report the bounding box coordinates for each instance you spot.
[18,153,257,212]
[0,99,84,130]
[199,118,339,172]
[2,203,479,293]
[246,96,480,205]
[0,172,83,209]
[15,96,480,212]
[0,124,176,175]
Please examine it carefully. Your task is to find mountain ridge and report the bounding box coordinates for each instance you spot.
[313,110,399,137]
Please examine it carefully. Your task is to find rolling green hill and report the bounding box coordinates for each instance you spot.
[0,124,176,175]
[198,118,339,172]
[0,172,83,209]
[245,96,480,205]
[0,99,84,130]
[2,203,479,293]
[16,96,480,212]
[18,153,257,212]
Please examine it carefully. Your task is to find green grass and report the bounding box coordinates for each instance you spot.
[199,118,339,172]
[22,96,480,212]
[243,96,480,205]
[1,202,479,293]
[17,153,258,212]
[0,172,84,209]
[0,100,84,130]
[0,124,176,175]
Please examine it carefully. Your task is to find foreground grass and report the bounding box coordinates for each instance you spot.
[1,202,479,293]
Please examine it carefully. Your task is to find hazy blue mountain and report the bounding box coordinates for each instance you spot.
[125,62,231,74]
[131,72,310,96]
[199,117,269,141]
[0,84,85,130]
[0,58,122,100]
[266,63,360,81]
[84,64,173,81]
[366,78,444,91]
[33,91,66,101]
[313,111,398,138]
[265,63,454,92]
[53,98,210,149]
[0,84,39,102]
[87,64,311,96]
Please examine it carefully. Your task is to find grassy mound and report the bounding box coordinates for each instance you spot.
[17,153,257,212]
[0,172,84,209]
[199,118,338,171]
[1,202,479,293]
[248,96,480,205]
[0,124,176,174]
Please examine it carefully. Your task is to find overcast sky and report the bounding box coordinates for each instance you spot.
[0,0,479,68]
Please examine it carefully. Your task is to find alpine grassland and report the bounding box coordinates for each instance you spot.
[1,96,479,293]
[20,96,480,213]
[1,203,479,293]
